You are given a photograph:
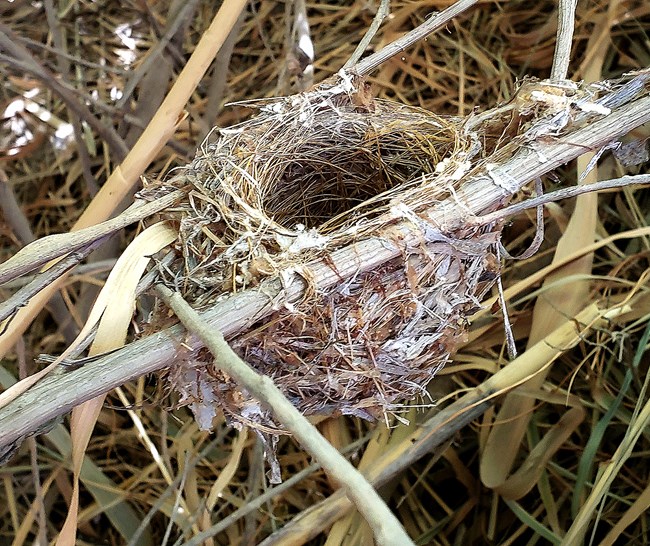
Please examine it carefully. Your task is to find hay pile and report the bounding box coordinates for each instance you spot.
[144,72,499,427]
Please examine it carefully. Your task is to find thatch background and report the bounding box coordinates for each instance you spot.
[1,1,649,544]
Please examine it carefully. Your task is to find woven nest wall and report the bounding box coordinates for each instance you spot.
[145,76,499,428]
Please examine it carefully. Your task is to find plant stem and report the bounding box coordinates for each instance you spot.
[154,284,415,546]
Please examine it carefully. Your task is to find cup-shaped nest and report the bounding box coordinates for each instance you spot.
[149,79,496,428]
[153,81,467,305]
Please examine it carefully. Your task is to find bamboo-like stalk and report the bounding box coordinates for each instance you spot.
[352,0,479,76]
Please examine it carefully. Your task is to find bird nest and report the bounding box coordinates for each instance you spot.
[144,74,498,428]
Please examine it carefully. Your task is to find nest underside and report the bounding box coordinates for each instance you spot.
[168,224,499,427]
[145,78,502,428]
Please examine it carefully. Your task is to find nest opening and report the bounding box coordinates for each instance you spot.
[182,95,463,251]
[258,128,434,230]
[263,158,392,229]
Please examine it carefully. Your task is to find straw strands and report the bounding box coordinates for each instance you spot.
[140,71,494,425]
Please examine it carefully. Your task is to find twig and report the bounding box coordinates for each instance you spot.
[344,0,390,69]
[0,260,116,291]
[352,0,478,76]
[472,174,650,226]
[0,240,105,325]
[0,190,183,285]
[550,0,578,80]
[154,284,415,546]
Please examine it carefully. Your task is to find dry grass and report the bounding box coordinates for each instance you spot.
[1,1,650,545]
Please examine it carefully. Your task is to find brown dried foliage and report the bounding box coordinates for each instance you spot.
[1,1,649,545]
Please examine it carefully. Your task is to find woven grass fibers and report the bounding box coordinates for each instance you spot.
[148,75,500,428]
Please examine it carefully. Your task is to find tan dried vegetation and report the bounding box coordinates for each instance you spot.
[0,1,649,545]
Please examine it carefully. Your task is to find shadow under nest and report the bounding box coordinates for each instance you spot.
[144,79,499,428]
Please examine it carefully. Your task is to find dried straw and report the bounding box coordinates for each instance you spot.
[143,72,495,426]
